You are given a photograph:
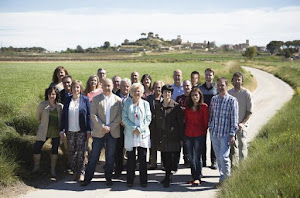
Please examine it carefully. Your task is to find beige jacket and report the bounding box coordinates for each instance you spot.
[36,101,63,141]
[91,93,122,138]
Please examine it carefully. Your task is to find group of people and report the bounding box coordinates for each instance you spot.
[33,66,253,188]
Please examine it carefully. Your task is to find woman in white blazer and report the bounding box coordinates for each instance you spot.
[122,83,151,188]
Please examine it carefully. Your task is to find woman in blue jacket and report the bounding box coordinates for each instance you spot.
[60,80,92,181]
[122,83,151,187]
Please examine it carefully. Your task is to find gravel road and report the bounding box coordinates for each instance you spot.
[19,66,294,198]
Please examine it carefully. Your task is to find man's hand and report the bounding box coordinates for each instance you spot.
[102,126,111,134]
[229,136,235,145]
[238,123,245,132]
[87,133,91,139]
[133,128,140,136]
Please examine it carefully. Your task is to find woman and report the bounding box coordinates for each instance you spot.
[84,75,103,102]
[60,80,92,181]
[32,86,63,180]
[184,87,208,185]
[122,83,151,187]
[50,66,69,92]
[141,74,153,99]
[154,84,184,188]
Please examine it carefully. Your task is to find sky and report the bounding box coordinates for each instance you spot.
[0,0,299,51]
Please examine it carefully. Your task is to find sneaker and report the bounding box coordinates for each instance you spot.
[80,180,90,187]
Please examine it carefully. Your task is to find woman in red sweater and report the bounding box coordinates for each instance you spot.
[184,87,209,185]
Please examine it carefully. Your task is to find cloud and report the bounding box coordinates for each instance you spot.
[0,6,299,51]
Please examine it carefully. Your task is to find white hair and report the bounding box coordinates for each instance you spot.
[130,83,144,96]
[121,78,131,85]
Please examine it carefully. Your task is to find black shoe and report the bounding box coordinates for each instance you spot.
[140,183,147,188]
[148,166,157,170]
[80,180,90,187]
[106,180,113,186]
[163,181,170,188]
[127,183,133,187]
[211,162,217,170]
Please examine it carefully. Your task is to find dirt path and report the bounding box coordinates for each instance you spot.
[18,67,294,198]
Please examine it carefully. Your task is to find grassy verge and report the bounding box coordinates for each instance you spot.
[219,60,300,197]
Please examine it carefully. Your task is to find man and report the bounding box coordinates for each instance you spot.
[228,72,253,167]
[112,75,121,94]
[97,68,107,85]
[60,75,73,104]
[176,80,192,108]
[82,78,123,187]
[190,71,200,88]
[175,80,192,167]
[171,69,184,101]
[200,68,218,169]
[147,80,164,170]
[131,71,140,84]
[209,77,239,184]
[113,78,131,178]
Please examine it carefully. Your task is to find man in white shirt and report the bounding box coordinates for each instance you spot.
[82,78,123,187]
[171,69,184,101]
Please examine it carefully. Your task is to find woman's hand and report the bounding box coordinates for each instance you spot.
[87,133,91,139]
[133,128,140,136]
[60,132,66,140]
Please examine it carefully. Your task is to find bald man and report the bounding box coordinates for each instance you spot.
[171,69,184,100]
[82,78,123,187]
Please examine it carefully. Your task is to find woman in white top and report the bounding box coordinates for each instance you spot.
[122,83,151,187]
[60,80,92,181]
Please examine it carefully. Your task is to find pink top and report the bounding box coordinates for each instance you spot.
[87,89,103,102]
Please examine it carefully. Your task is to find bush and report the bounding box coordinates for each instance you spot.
[6,114,38,136]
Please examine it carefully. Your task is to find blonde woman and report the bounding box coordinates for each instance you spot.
[122,83,151,187]
[84,75,103,103]
[60,80,92,181]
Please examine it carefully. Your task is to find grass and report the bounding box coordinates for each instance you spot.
[219,60,300,198]
[0,59,254,189]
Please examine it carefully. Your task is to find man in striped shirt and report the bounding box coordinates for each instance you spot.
[209,77,239,184]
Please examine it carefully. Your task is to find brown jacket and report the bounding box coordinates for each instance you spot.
[154,99,184,152]
[91,93,122,138]
[36,101,63,141]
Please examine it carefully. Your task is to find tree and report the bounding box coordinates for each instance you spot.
[141,33,146,37]
[266,41,284,55]
[76,45,84,53]
[283,48,291,58]
[124,39,129,44]
[103,41,110,49]
[243,46,257,60]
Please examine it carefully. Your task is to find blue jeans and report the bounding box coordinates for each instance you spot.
[210,134,231,181]
[185,135,205,180]
[84,133,116,182]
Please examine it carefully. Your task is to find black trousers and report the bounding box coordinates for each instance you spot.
[161,151,180,173]
[114,132,124,174]
[211,141,216,163]
[127,147,147,185]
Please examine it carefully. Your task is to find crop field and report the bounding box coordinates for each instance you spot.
[0,60,253,118]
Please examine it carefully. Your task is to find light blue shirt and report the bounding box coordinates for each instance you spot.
[171,83,184,101]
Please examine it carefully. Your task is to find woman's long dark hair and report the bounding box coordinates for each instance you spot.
[186,87,204,110]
